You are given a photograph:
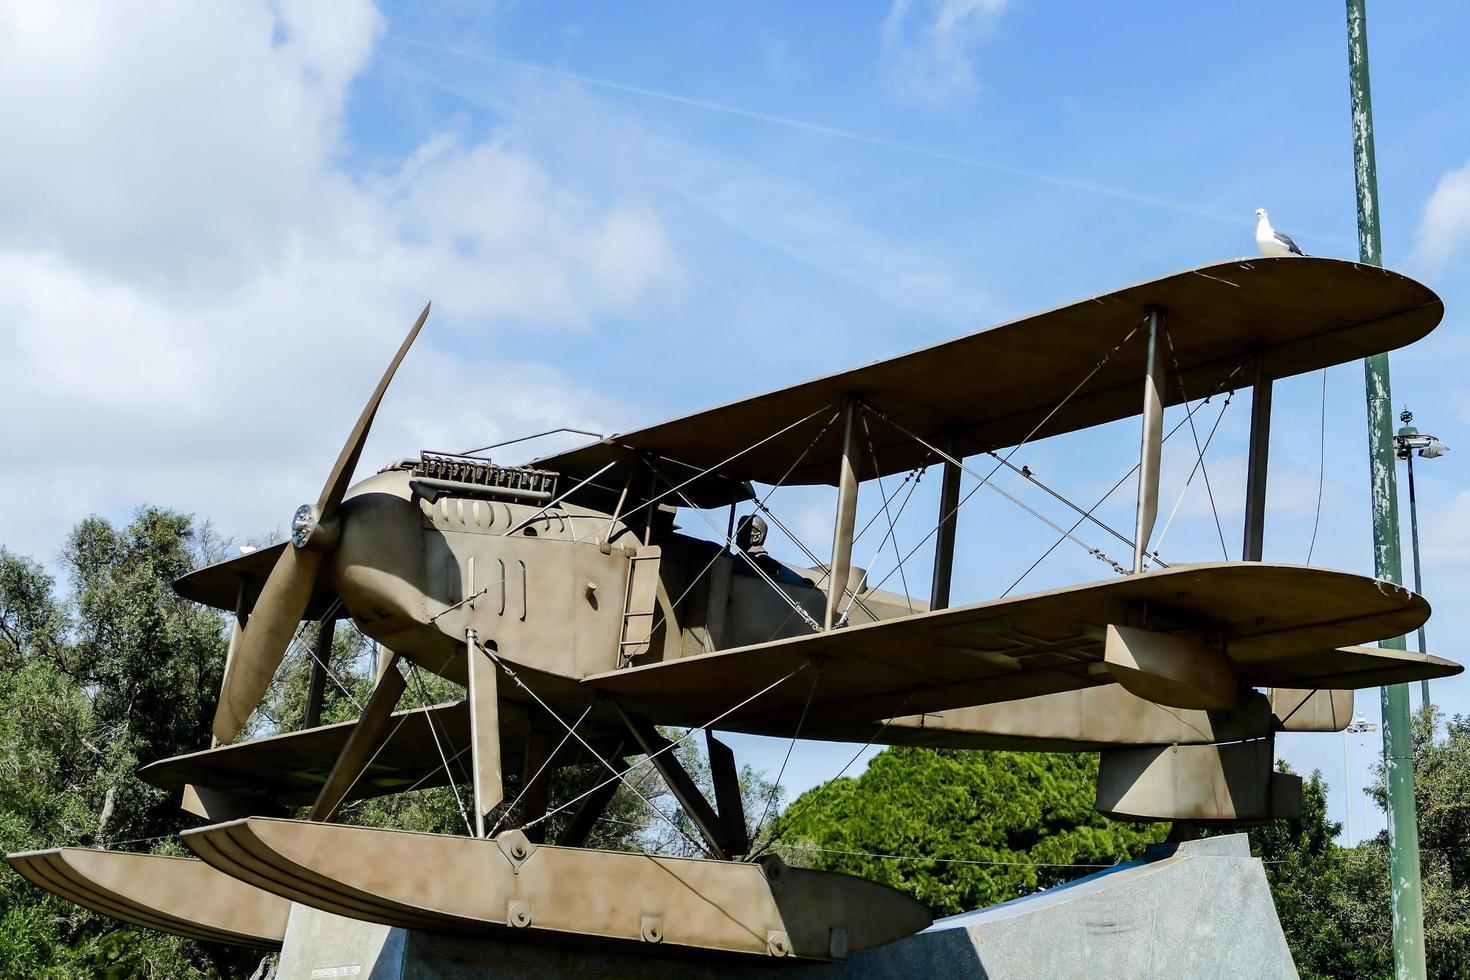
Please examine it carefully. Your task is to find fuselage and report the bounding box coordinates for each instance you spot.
[329,462,919,702]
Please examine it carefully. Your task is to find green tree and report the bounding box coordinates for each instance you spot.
[0,514,256,978]
[1364,708,1470,978]
[775,746,1168,915]
[1240,765,1393,979]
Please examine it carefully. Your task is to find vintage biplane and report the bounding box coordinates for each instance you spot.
[9,256,1460,961]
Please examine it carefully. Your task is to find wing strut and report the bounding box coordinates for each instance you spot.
[556,742,629,847]
[613,703,740,859]
[307,652,408,822]
[1243,353,1273,561]
[302,615,335,729]
[824,398,861,629]
[466,629,503,837]
[930,433,962,610]
[1133,308,1168,572]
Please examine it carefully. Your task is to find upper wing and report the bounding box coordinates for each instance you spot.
[540,258,1437,506]
[580,563,1436,734]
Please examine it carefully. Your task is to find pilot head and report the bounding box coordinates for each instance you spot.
[735,514,769,556]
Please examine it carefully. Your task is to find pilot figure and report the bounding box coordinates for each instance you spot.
[734,514,812,586]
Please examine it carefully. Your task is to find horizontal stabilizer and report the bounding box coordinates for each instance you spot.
[1248,645,1460,690]
[5,848,289,949]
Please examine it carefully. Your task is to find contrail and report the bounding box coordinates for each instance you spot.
[387,34,1245,227]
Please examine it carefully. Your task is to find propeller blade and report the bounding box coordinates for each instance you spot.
[213,545,324,743]
[315,302,431,520]
[212,302,430,744]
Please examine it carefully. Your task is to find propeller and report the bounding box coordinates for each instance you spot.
[212,303,431,744]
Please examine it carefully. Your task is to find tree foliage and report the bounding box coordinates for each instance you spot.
[0,512,252,978]
[775,746,1168,915]
[1226,713,1470,980]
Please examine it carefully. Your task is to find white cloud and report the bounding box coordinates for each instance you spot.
[1409,158,1470,274]
[1420,488,1470,565]
[880,0,1011,106]
[0,1,675,562]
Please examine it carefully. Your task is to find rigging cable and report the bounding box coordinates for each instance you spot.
[1162,326,1229,560]
[1002,382,1238,596]
[406,663,474,836]
[644,407,843,647]
[983,451,1142,560]
[511,645,809,839]
[852,313,1148,597]
[467,634,713,856]
[486,703,594,838]
[748,694,913,860]
[1151,388,1237,557]
[835,453,929,626]
[749,668,822,850]
[861,414,914,613]
[1306,368,1328,565]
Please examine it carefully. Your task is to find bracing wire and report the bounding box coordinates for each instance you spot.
[1306,368,1328,565]
[853,315,1147,598]
[405,663,473,834]
[1161,327,1229,560]
[749,697,911,860]
[861,414,914,613]
[519,658,810,836]
[467,635,712,856]
[1003,386,1233,596]
[643,407,843,645]
[1151,390,1236,557]
[486,704,593,838]
[749,668,822,848]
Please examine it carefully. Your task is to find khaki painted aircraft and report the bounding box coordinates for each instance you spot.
[9,256,1460,961]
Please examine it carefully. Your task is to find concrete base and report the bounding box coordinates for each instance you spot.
[273,835,1296,979]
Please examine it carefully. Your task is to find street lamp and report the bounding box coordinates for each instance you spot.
[1344,713,1380,844]
[1394,409,1449,706]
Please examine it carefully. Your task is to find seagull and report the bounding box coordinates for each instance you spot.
[1255,208,1306,257]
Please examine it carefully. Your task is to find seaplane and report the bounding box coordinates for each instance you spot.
[8,256,1460,961]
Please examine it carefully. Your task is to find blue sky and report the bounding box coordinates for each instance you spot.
[4,0,1470,845]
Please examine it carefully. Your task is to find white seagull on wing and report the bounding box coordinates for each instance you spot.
[1255,208,1306,257]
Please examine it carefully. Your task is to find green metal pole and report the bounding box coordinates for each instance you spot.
[1346,3,1426,977]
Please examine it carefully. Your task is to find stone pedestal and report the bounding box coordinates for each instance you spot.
[274,834,1296,979]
